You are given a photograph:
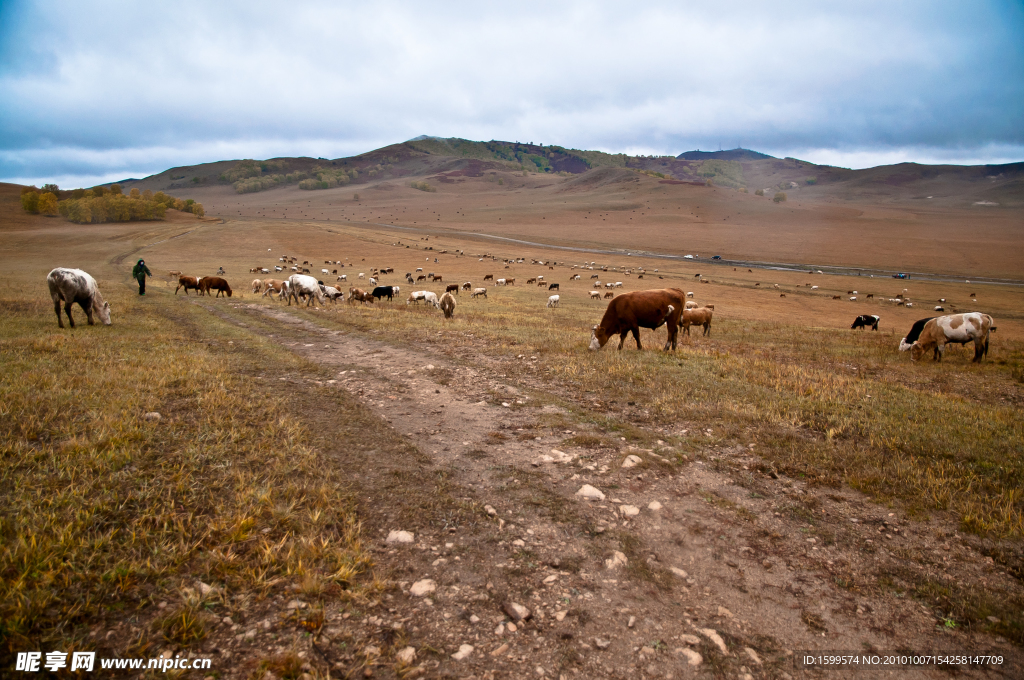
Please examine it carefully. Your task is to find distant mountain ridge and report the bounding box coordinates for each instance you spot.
[677,148,775,161]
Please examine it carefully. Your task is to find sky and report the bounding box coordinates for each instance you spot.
[1,1,1022,188]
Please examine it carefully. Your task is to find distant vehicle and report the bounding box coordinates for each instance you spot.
[712,255,721,260]
[684,254,695,259]
[893,273,909,279]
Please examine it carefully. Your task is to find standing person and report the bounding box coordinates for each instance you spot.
[132,258,152,295]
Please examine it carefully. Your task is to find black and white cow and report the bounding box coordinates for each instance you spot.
[47,268,112,328]
[850,314,880,331]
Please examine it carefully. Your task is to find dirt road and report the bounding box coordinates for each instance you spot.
[195,300,1021,679]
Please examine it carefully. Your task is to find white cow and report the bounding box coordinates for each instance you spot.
[47,268,112,328]
[547,295,560,308]
[496,278,507,286]
[286,274,325,307]
[470,288,488,299]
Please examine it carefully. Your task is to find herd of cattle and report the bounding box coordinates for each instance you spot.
[45,266,996,363]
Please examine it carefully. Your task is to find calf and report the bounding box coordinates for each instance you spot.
[851,314,880,331]
[47,268,112,328]
[680,306,713,336]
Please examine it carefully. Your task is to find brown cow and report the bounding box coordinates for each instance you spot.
[262,278,286,298]
[680,306,713,336]
[175,275,203,295]
[199,276,232,297]
[589,289,684,351]
[446,283,460,295]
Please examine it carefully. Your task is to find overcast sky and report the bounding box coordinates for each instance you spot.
[1,1,1022,188]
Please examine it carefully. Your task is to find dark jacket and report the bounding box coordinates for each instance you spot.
[132,260,152,280]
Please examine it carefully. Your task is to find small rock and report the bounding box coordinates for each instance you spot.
[495,623,505,635]
[670,567,688,579]
[395,647,416,665]
[744,647,762,665]
[627,616,636,628]
[244,629,257,640]
[386,530,414,544]
[987,616,1001,624]
[363,645,381,657]
[197,581,218,597]
[717,606,733,619]
[512,539,526,547]
[676,648,702,666]
[490,643,509,656]
[679,634,701,645]
[619,505,640,517]
[605,551,628,570]
[469,615,480,624]
[555,611,567,622]
[543,574,558,584]
[576,484,605,500]
[640,646,656,655]
[648,501,663,511]
[507,622,518,633]
[424,364,434,370]
[699,629,728,655]
[484,505,497,516]
[451,644,474,661]
[142,412,162,422]
[503,601,532,622]
[621,454,642,468]
[594,638,611,650]
[285,600,308,610]
[410,579,436,597]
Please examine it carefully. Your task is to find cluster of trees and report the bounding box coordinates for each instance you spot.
[410,181,436,192]
[298,167,358,191]
[220,159,286,183]
[21,184,204,223]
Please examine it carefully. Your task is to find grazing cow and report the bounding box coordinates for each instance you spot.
[935,306,945,312]
[571,274,580,280]
[417,274,427,282]
[527,278,537,285]
[286,274,324,307]
[432,275,443,283]
[496,278,507,286]
[446,283,460,295]
[589,291,601,299]
[372,285,397,302]
[851,314,880,331]
[175,275,203,295]
[590,289,685,351]
[321,269,330,275]
[252,279,263,294]
[200,276,232,298]
[348,288,375,304]
[407,275,415,284]
[262,278,286,298]
[322,287,344,303]
[898,316,940,352]
[369,277,377,287]
[337,274,348,281]
[484,274,494,281]
[590,274,599,279]
[470,287,488,299]
[907,313,994,362]
[604,291,614,299]
[637,274,643,279]
[685,300,699,309]
[461,281,472,291]
[680,306,713,336]
[547,294,560,308]
[440,291,456,318]
[47,268,111,328]
[548,283,560,291]
[686,291,694,298]
[832,295,841,299]
[506,278,515,286]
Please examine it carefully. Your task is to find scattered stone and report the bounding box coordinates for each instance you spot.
[285,600,308,610]
[717,606,734,619]
[243,629,257,641]
[605,551,628,570]
[676,648,703,666]
[576,485,605,501]
[512,539,526,547]
[670,567,688,579]
[503,601,532,622]
[699,629,728,655]
[424,364,434,370]
[396,647,416,665]
[386,530,414,544]
[744,647,762,665]
[679,634,701,646]
[543,574,558,584]
[621,455,642,468]
[648,501,663,511]
[197,581,219,598]
[469,615,480,624]
[987,616,1001,624]
[484,505,497,516]
[495,623,505,636]
[451,644,474,661]
[507,622,518,633]
[410,579,436,597]
[619,505,640,517]
[555,611,567,622]
[640,646,656,655]
[594,638,611,650]
[627,616,636,628]
[490,643,509,656]
[363,645,381,657]
[142,412,162,422]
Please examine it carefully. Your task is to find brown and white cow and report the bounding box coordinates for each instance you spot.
[589,289,684,351]
[908,312,994,362]
[175,275,203,295]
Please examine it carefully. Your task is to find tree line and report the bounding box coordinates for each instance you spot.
[21,184,204,223]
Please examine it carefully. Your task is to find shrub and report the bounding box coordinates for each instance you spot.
[773,192,787,203]
[41,183,59,194]
[353,193,360,201]
[20,190,40,213]
[37,192,58,216]
[410,181,436,192]
[755,189,764,196]
[806,177,817,185]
